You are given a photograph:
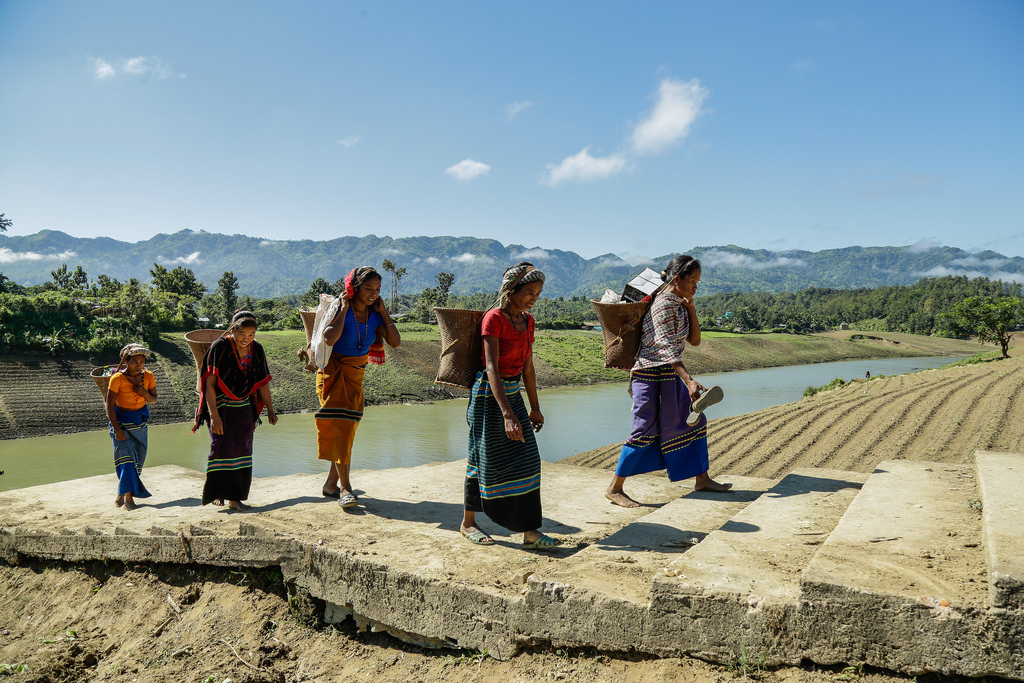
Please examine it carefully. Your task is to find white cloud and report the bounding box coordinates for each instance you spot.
[948,256,1009,269]
[163,251,201,265]
[700,248,807,270]
[544,147,626,186]
[914,266,1024,284]
[91,56,184,81]
[514,249,551,261]
[259,240,275,247]
[337,136,360,148]
[905,239,943,253]
[507,101,535,121]
[92,58,116,80]
[453,253,478,263]
[381,247,404,255]
[630,78,708,155]
[445,159,491,181]
[0,248,77,264]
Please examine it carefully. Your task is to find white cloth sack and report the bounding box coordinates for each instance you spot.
[310,293,342,370]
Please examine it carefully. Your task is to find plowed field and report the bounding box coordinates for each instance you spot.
[564,352,1024,478]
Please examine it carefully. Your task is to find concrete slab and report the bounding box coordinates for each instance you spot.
[799,461,1008,678]
[643,468,868,663]
[976,450,1024,609]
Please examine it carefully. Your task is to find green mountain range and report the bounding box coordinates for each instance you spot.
[2,230,1021,298]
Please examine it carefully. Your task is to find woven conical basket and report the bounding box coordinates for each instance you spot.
[590,299,650,370]
[299,309,317,345]
[184,329,224,393]
[89,365,118,402]
[434,307,485,388]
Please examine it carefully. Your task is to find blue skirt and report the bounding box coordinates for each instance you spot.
[615,365,709,482]
[110,406,152,498]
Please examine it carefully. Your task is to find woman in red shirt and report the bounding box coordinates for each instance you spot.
[460,262,562,550]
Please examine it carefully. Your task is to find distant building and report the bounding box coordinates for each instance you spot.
[839,323,850,330]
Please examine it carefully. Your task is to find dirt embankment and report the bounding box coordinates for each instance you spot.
[0,329,987,440]
[0,559,961,683]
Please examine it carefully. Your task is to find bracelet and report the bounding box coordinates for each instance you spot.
[386,322,397,327]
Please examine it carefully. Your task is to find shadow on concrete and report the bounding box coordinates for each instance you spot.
[765,473,864,499]
[595,524,711,553]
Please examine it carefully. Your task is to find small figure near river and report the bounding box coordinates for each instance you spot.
[105,343,158,511]
[460,262,562,550]
[194,310,277,511]
[606,255,731,508]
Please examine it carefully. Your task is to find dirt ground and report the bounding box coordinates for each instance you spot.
[0,560,985,683]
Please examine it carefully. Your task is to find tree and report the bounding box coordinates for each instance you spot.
[217,271,239,320]
[150,263,207,299]
[0,213,11,232]
[50,264,72,291]
[71,266,88,293]
[382,260,406,312]
[942,296,1023,358]
[302,277,333,308]
[435,271,455,307]
[414,287,439,323]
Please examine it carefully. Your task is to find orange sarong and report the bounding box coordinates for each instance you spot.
[315,354,367,464]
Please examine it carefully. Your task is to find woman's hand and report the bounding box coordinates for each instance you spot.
[371,296,388,315]
[529,408,544,432]
[267,410,278,425]
[113,428,127,442]
[685,379,706,402]
[210,416,225,435]
[504,413,525,442]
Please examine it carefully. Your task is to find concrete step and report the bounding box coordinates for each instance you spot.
[539,475,774,605]
[644,468,868,662]
[799,460,998,677]
[976,450,1024,609]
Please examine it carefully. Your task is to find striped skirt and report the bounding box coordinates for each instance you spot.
[110,406,152,498]
[315,353,367,464]
[615,364,709,482]
[202,396,255,505]
[464,371,542,533]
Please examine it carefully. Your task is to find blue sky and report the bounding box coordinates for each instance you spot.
[1,1,1022,261]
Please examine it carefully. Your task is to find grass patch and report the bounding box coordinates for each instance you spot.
[803,377,847,398]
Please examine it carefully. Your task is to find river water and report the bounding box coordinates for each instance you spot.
[0,356,959,491]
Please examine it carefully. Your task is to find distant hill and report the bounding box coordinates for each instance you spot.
[2,230,1022,298]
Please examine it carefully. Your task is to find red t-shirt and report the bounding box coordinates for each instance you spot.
[480,308,534,377]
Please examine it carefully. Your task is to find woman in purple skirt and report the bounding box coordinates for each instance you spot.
[605,255,731,508]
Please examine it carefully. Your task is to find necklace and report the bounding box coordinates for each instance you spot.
[352,308,368,348]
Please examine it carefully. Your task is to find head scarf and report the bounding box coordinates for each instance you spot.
[119,343,151,360]
[498,263,545,308]
[343,267,386,365]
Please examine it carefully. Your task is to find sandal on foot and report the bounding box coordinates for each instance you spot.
[686,384,724,426]
[462,529,495,546]
[522,534,562,550]
[322,487,341,499]
[338,492,358,509]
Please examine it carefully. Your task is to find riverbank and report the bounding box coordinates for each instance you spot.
[0,328,986,440]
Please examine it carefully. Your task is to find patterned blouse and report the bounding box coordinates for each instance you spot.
[633,290,690,370]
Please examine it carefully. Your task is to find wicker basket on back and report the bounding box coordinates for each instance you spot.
[590,299,651,370]
[184,328,224,393]
[434,307,485,388]
[89,365,119,401]
[297,309,320,372]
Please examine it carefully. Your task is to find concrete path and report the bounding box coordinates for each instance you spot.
[1,455,1021,678]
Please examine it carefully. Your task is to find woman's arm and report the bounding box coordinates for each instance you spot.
[522,349,544,432]
[105,387,126,441]
[483,335,525,442]
[683,298,701,347]
[204,374,223,435]
[131,373,158,405]
[258,383,277,425]
[322,298,349,346]
[373,298,401,348]
[671,360,705,401]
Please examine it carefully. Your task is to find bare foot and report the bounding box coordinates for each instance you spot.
[211,498,225,507]
[227,500,251,511]
[114,495,124,508]
[123,499,138,511]
[695,479,732,492]
[605,490,642,508]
